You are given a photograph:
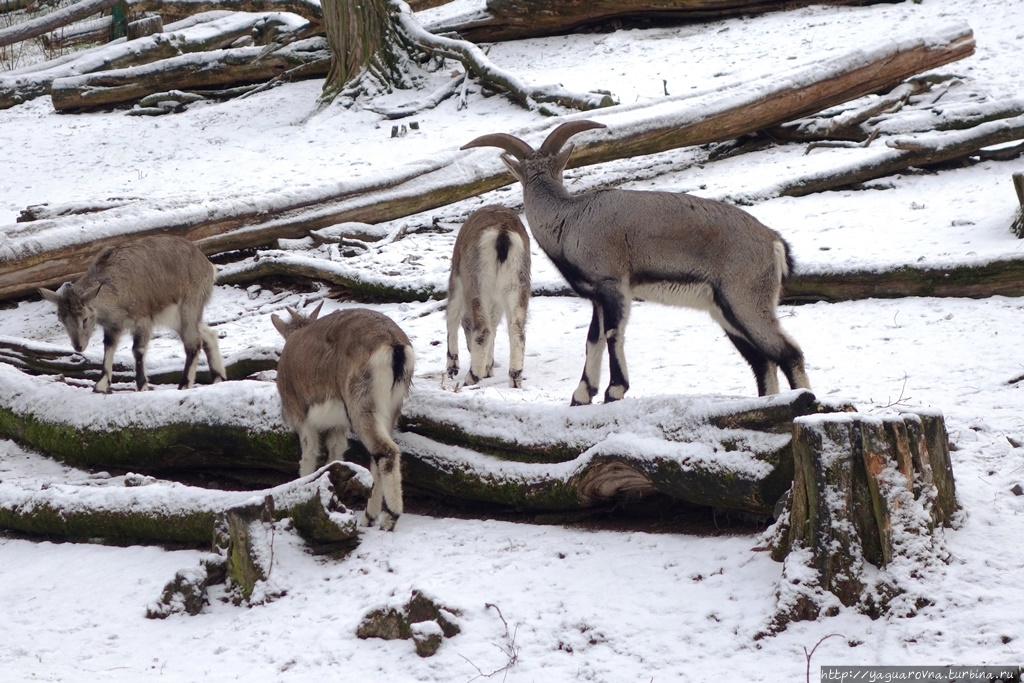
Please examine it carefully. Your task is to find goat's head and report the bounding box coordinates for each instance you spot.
[461,120,607,185]
[39,281,102,353]
[271,301,323,339]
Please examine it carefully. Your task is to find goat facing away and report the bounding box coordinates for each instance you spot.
[461,120,810,405]
[38,235,227,393]
[446,204,531,388]
[272,303,415,531]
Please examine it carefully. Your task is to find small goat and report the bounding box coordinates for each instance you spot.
[272,303,415,531]
[462,120,810,404]
[39,235,226,393]
[446,204,531,388]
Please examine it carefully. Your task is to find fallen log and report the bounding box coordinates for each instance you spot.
[0,335,278,384]
[0,0,118,49]
[50,36,330,111]
[0,360,841,517]
[0,461,368,548]
[425,0,903,43]
[0,22,975,301]
[0,11,296,109]
[214,242,1024,305]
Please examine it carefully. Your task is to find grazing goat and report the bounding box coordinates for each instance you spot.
[446,204,531,388]
[272,303,415,531]
[461,120,810,405]
[39,235,227,393]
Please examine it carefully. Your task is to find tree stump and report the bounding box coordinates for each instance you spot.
[764,410,958,633]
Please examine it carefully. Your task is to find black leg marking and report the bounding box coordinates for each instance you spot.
[726,333,772,396]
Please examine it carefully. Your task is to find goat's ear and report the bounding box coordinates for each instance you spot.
[79,282,101,303]
[554,143,575,175]
[308,301,323,322]
[271,313,289,338]
[38,287,61,304]
[500,154,525,184]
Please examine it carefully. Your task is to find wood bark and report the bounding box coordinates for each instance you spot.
[0,23,975,301]
[50,38,330,111]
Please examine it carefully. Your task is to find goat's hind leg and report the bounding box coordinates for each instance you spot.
[200,324,227,384]
[596,281,631,403]
[132,326,153,391]
[571,303,605,406]
[465,297,493,386]
[504,290,528,388]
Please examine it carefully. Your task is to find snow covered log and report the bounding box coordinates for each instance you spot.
[50,38,331,112]
[0,336,277,385]
[0,360,852,518]
[0,0,119,49]
[0,22,974,300]
[0,11,296,110]
[0,364,297,488]
[426,0,903,43]
[392,389,842,516]
[0,461,368,548]
[764,411,958,631]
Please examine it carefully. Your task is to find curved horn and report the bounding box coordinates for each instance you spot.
[461,133,535,160]
[538,120,607,156]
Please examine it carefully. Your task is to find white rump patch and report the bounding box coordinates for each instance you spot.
[306,399,351,432]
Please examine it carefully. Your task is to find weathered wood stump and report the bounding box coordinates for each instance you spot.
[763,411,958,634]
[1011,172,1024,238]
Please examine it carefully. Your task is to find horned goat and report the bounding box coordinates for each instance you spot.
[272,303,415,531]
[38,235,227,393]
[461,120,810,405]
[446,204,531,388]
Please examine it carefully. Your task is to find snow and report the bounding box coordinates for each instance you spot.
[3,0,1024,680]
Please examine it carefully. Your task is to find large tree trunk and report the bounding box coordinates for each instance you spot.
[0,22,975,302]
[320,0,411,99]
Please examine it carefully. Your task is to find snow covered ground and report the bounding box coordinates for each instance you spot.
[2,0,1024,680]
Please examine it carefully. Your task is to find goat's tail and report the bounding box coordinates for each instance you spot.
[774,238,796,282]
[366,342,415,429]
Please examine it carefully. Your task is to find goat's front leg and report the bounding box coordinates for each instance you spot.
[571,303,605,406]
[200,324,227,384]
[596,281,631,403]
[445,287,463,380]
[95,328,121,394]
[131,327,152,391]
